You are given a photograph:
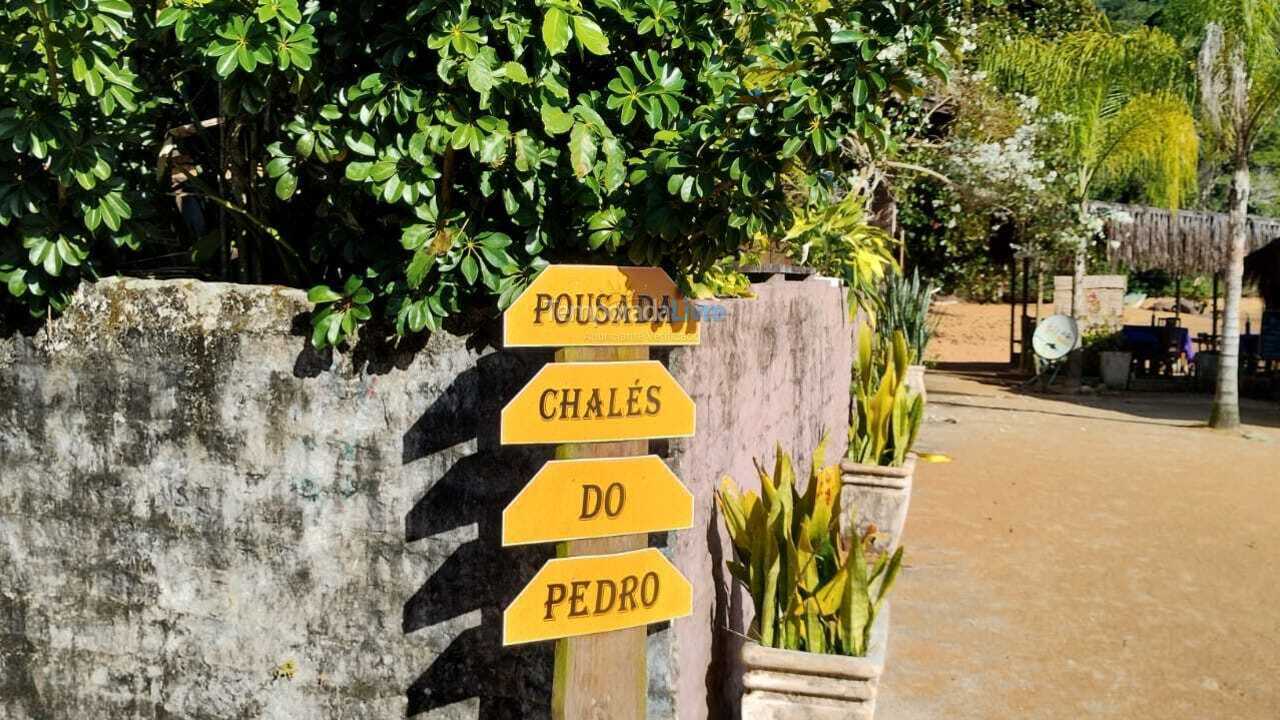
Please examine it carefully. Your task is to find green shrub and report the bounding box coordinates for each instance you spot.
[717,441,902,656]
[0,0,950,342]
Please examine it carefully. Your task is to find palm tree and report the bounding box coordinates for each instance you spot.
[1166,0,1280,429]
[985,27,1199,381]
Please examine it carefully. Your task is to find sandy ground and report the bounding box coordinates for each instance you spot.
[926,297,1268,364]
[876,369,1280,719]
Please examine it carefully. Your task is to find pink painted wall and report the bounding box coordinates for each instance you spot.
[664,276,854,719]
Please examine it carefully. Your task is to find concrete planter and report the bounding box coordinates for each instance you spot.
[740,603,891,719]
[1100,350,1132,390]
[840,456,916,554]
[905,364,927,404]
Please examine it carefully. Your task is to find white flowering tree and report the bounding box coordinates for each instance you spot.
[985,28,1200,380]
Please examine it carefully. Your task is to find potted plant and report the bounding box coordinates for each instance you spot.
[718,444,903,719]
[875,269,938,402]
[1083,328,1130,390]
[843,323,925,555]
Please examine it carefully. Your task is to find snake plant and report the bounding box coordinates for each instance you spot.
[849,322,924,467]
[876,269,939,364]
[717,441,903,656]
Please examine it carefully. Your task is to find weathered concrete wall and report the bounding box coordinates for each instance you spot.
[0,275,852,720]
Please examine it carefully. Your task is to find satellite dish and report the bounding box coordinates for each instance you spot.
[1032,315,1079,362]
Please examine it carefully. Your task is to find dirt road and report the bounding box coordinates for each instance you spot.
[877,370,1280,719]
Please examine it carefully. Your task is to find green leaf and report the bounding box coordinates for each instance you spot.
[569,123,597,178]
[275,173,298,200]
[460,253,479,284]
[345,132,377,157]
[307,285,342,303]
[406,249,433,288]
[502,61,530,83]
[97,0,133,18]
[542,8,571,55]
[467,57,495,94]
[541,104,575,135]
[572,15,609,55]
[215,49,238,77]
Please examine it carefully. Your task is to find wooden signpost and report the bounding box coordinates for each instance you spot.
[499,266,698,720]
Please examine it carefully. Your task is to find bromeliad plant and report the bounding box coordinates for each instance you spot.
[849,322,924,467]
[718,442,902,656]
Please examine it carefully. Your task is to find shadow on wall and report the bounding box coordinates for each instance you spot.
[401,350,556,719]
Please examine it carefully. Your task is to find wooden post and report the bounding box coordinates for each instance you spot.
[1212,272,1220,343]
[551,345,649,720]
[1174,270,1182,324]
[1009,259,1017,365]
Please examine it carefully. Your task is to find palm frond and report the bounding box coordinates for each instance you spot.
[1093,93,1200,209]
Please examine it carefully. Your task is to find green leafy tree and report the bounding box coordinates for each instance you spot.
[1166,0,1280,428]
[985,27,1199,378]
[0,0,952,347]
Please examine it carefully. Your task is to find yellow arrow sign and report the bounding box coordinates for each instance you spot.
[500,361,695,445]
[503,548,692,646]
[503,456,693,546]
[503,265,700,348]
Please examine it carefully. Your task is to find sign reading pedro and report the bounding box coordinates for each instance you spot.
[500,361,695,444]
[503,265,700,348]
[503,548,693,645]
[502,456,693,546]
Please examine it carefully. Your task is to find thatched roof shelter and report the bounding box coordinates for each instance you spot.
[1090,201,1280,274]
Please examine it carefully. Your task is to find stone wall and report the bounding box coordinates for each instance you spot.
[0,275,852,720]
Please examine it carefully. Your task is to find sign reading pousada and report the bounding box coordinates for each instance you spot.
[500,361,695,445]
[504,265,700,348]
[503,548,693,646]
[503,456,693,546]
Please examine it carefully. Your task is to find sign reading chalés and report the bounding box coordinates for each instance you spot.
[502,548,693,646]
[503,265,700,348]
[502,456,694,546]
[499,360,696,445]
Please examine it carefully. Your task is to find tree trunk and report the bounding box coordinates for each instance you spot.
[1210,43,1250,429]
[1067,202,1088,383]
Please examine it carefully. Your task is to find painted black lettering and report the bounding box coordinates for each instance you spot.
[618,575,639,612]
[604,483,625,517]
[559,388,581,419]
[568,580,591,617]
[640,571,660,607]
[594,580,617,614]
[580,484,603,519]
[539,389,558,420]
[553,293,572,323]
[645,386,661,414]
[544,583,567,620]
[533,294,554,324]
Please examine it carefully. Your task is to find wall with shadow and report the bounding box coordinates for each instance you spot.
[401,351,557,719]
[0,275,853,720]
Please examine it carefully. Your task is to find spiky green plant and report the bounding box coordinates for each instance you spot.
[717,441,902,657]
[876,269,939,364]
[849,322,925,467]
